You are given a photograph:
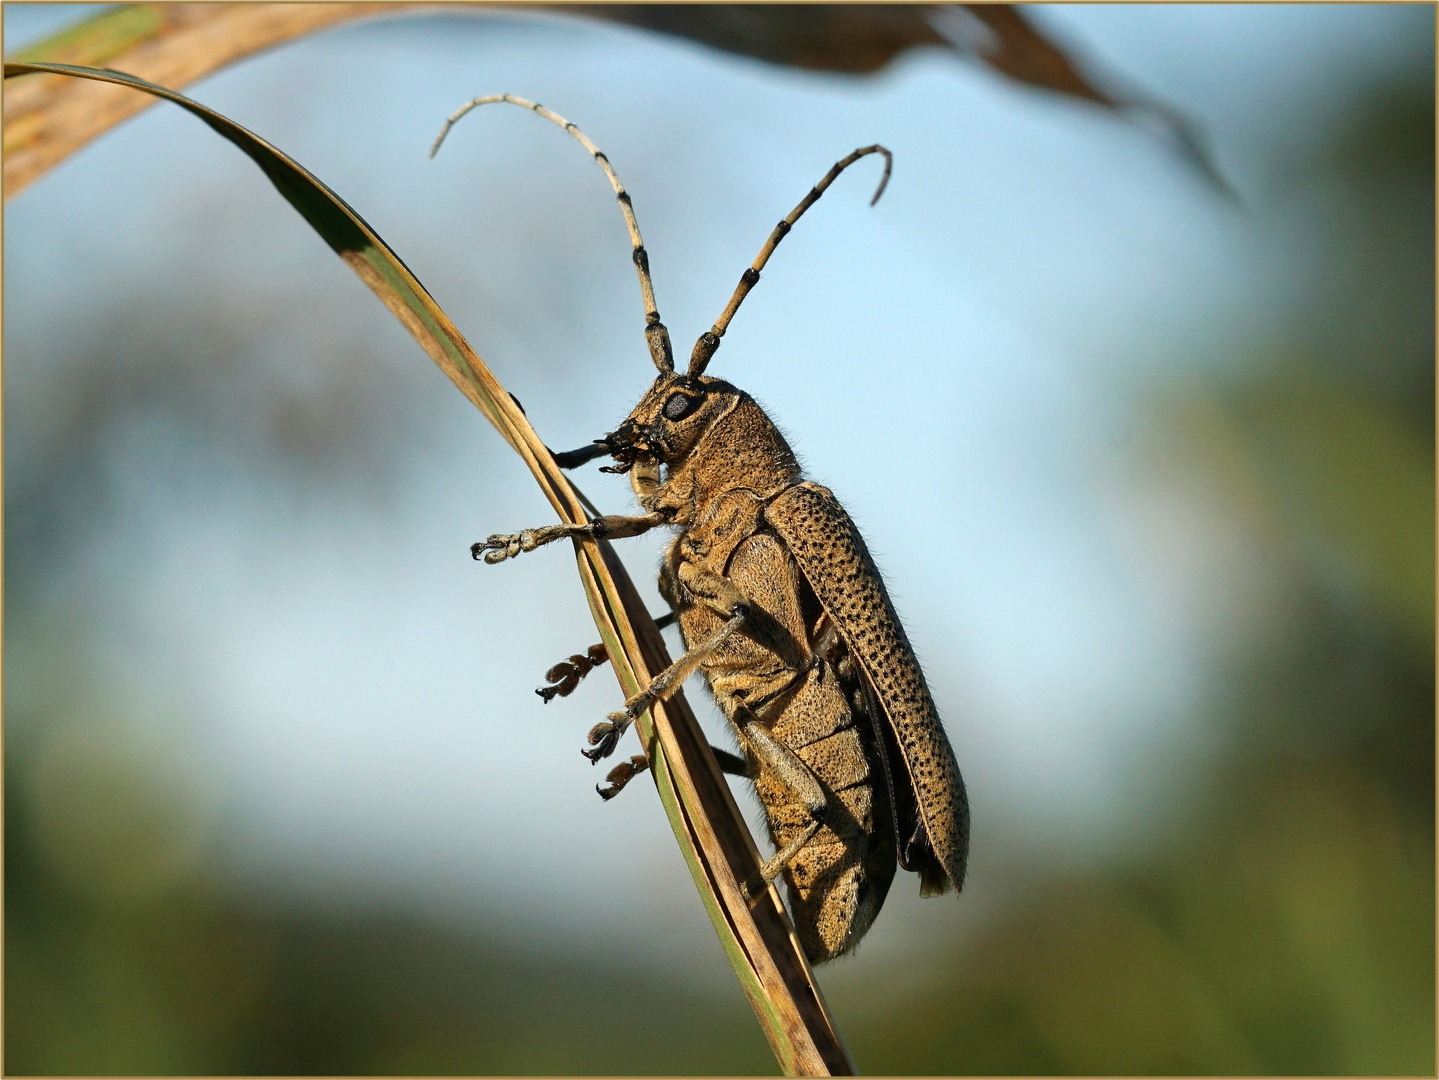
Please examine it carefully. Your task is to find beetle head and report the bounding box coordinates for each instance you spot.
[601,372,740,474]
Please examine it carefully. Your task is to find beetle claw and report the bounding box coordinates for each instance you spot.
[582,721,619,762]
[471,533,518,563]
[471,530,540,564]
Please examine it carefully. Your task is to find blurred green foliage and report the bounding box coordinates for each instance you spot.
[837,60,1437,1076]
[5,14,1432,1079]
[5,748,776,1074]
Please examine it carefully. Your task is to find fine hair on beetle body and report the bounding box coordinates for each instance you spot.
[436,94,968,964]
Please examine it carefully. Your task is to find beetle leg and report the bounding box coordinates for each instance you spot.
[748,823,823,900]
[537,644,609,703]
[472,511,664,564]
[592,743,746,801]
[674,560,750,620]
[536,614,679,703]
[596,754,649,800]
[538,608,680,704]
[596,747,745,803]
[585,602,748,761]
[711,746,751,777]
[727,704,830,901]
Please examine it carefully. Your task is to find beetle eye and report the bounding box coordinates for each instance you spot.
[663,391,700,421]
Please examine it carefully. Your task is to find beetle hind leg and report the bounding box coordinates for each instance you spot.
[726,705,832,901]
[595,745,748,802]
[744,820,823,900]
[711,747,751,777]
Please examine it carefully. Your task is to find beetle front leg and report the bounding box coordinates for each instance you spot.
[472,511,665,564]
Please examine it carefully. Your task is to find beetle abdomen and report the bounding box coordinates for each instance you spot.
[755,658,896,962]
[675,527,896,962]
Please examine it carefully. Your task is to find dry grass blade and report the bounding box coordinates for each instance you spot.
[3,61,855,1076]
[3,4,408,196]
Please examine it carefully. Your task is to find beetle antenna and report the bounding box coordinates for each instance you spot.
[688,145,891,378]
[432,94,674,373]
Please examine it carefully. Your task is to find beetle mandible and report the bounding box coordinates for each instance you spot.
[435,95,969,962]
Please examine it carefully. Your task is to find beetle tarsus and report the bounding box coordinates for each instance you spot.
[537,644,610,702]
[471,531,534,563]
[597,754,649,800]
[582,720,621,762]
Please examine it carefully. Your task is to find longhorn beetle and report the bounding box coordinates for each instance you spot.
[433,95,969,963]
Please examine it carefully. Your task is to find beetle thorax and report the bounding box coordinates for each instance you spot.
[668,394,801,509]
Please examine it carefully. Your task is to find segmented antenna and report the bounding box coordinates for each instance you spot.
[431,94,675,373]
[688,145,892,378]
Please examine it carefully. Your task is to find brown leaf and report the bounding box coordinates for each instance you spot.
[4,4,403,195]
[5,4,1228,200]
[942,5,1233,196]
[956,4,1113,104]
[572,4,948,74]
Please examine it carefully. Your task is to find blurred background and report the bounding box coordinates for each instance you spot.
[4,4,1433,1074]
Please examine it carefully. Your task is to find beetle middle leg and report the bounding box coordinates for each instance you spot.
[583,606,747,761]
[584,565,752,760]
[536,611,679,703]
